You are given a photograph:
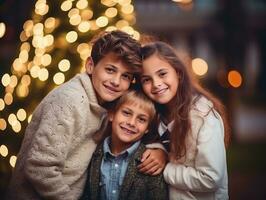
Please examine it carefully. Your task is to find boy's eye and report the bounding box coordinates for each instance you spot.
[122,110,131,116]
[122,73,133,81]
[106,67,115,73]
[138,117,148,123]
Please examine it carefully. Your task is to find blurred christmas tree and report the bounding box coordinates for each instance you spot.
[0,0,139,193]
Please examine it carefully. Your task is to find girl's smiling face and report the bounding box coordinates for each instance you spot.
[141,54,179,106]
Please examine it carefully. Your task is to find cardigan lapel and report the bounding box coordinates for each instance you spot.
[89,145,104,200]
[118,144,146,200]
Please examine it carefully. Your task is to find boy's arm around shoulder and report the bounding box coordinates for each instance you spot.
[24,91,77,200]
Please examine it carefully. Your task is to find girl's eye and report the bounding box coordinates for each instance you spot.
[141,78,151,84]
[159,72,167,77]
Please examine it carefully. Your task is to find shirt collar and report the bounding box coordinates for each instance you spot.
[103,136,140,159]
[158,120,175,136]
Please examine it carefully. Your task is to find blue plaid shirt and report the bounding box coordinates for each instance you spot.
[100,137,140,200]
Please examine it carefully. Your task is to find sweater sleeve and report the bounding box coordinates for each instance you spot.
[163,110,227,192]
[24,95,76,200]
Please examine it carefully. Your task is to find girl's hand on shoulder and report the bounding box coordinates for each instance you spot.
[137,149,167,176]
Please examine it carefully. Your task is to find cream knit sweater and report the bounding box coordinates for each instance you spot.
[7,73,107,200]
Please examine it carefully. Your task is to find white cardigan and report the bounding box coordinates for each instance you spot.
[7,73,107,200]
[163,97,228,200]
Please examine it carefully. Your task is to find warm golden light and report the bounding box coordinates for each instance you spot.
[78,21,91,33]
[77,43,91,60]
[69,14,82,26]
[0,118,7,131]
[105,26,117,32]
[4,93,13,105]
[44,34,54,47]
[12,58,27,73]
[89,20,99,31]
[45,17,56,29]
[0,99,5,111]
[20,42,31,52]
[105,7,118,18]
[0,22,6,38]
[66,31,78,43]
[228,70,242,88]
[21,75,31,86]
[12,121,21,133]
[133,30,140,40]
[8,113,17,126]
[16,84,29,98]
[96,16,109,27]
[10,156,17,168]
[19,50,29,63]
[53,72,65,85]
[9,75,18,88]
[61,0,73,11]
[101,0,116,7]
[38,68,49,81]
[17,109,27,121]
[76,0,88,9]
[0,145,8,157]
[68,8,79,18]
[1,73,11,87]
[33,23,44,36]
[30,65,41,78]
[35,1,49,16]
[41,54,52,66]
[81,9,93,20]
[121,26,134,35]
[121,4,134,14]
[58,59,71,72]
[192,58,208,76]
[116,20,129,29]
[28,114,32,123]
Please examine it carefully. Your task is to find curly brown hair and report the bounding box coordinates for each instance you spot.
[90,30,142,74]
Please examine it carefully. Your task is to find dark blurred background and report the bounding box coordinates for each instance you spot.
[0,0,266,199]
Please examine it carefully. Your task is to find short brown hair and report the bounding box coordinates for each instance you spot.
[90,30,142,73]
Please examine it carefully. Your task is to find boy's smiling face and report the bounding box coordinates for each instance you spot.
[109,101,151,153]
[86,52,134,104]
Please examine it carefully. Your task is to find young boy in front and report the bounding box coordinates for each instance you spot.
[7,31,143,200]
[80,90,168,200]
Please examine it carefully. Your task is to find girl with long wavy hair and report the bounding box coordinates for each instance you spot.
[140,41,230,200]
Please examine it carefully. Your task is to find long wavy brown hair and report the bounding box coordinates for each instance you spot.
[141,41,230,160]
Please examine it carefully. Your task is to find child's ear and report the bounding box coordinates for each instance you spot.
[144,129,149,134]
[85,57,94,74]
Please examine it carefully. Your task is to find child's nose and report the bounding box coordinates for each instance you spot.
[127,117,136,127]
[110,75,120,86]
[153,77,162,87]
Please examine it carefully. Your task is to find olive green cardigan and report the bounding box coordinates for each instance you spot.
[80,143,168,200]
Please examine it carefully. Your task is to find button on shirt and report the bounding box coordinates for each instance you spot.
[158,120,174,152]
[100,137,140,200]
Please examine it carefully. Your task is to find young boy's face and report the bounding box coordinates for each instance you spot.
[86,52,134,104]
[109,101,151,151]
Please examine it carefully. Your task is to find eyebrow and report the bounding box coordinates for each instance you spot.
[141,68,168,77]
[123,107,149,118]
